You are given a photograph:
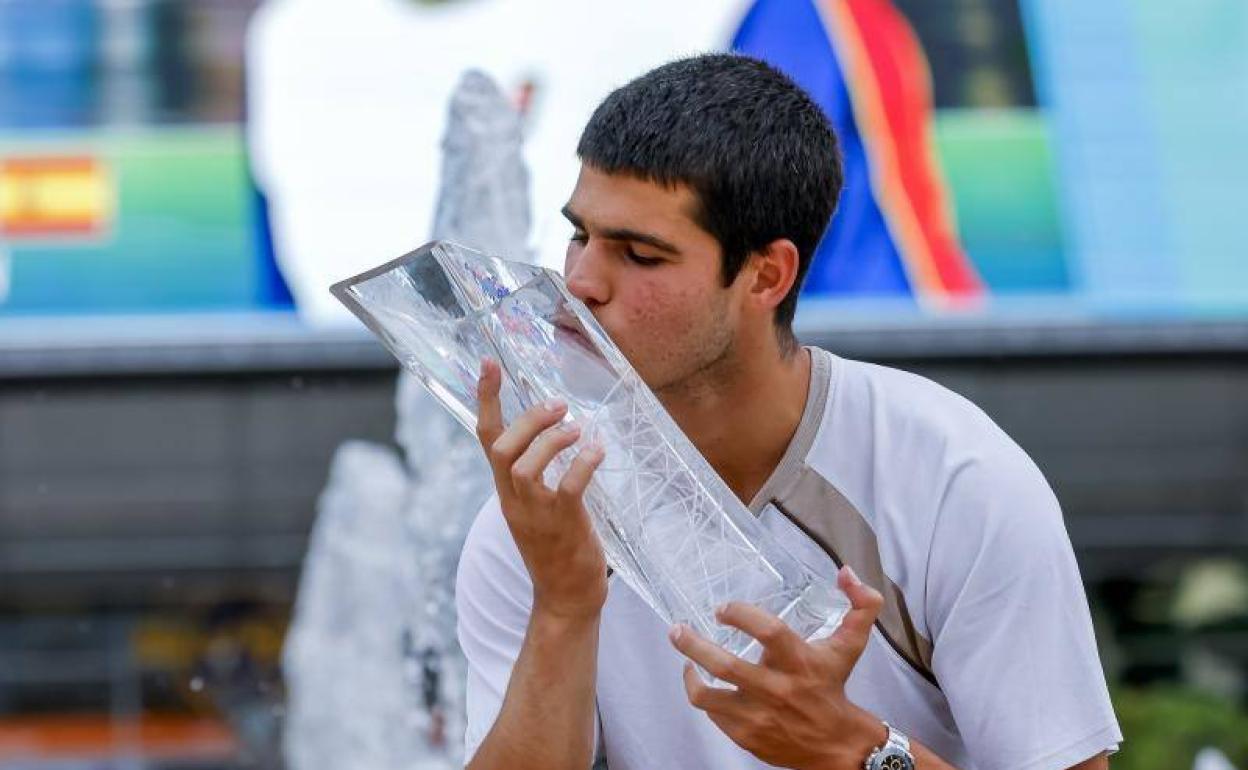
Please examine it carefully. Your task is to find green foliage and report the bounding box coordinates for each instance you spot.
[1111,687,1248,770]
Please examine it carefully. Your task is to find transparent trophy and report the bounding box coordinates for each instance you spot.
[331,241,848,668]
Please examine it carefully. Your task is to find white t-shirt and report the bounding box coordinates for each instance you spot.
[456,348,1122,769]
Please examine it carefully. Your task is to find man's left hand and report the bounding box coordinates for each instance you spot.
[667,565,888,770]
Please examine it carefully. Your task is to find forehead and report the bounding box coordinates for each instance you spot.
[566,165,706,240]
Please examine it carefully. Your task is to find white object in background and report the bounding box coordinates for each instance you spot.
[393,69,534,767]
[246,0,748,325]
[281,440,424,770]
[283,70,534,769]
[1194,748,1239,770]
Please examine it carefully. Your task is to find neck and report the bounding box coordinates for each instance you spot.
[657,332,812,506]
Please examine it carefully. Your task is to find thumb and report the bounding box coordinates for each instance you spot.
[818,565,884,665]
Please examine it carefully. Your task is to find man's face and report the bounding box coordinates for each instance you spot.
[561,165,744,393]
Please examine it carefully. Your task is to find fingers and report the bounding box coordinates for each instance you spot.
[681,662,741,712]
[818,565,884,662]
[668,624,783,695]
[476,359,520,503]
[477,358,575,503]
[556,443,605,504]
[478,358,568,462]
[680,665,761,754]
[511,422,583,496]
[714,602,805,670]
[475,358,505,447]
[489,399,568,464]
[475,359,606,511]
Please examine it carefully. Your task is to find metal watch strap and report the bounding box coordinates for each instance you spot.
[863,722,914,770]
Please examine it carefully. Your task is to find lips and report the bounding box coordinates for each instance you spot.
[554,319,591,347]
[552,313,599,356]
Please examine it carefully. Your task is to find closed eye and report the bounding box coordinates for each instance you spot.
[626,249,663,267]
[570,231,661,267]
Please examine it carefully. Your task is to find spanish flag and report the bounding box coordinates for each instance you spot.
[734,0,984,307]
[0,156,113,239]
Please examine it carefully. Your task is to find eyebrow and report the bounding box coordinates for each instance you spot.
[561,204,682,255]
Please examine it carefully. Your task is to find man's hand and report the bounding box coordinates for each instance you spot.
[667,566,891,770]
[476,358,608,622]
[465,360,607,770]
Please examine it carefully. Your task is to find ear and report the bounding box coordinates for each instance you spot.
[744,239,800,316]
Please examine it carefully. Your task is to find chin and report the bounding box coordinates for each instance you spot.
[635,361,687,395]
[611,342,664,389]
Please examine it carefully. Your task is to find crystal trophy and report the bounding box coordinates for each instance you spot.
[331,241,848,667]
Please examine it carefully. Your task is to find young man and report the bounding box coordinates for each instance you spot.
[456,55,1121,770]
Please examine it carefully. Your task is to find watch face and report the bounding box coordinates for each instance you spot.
[877,748,914,770]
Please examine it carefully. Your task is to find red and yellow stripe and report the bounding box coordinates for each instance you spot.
[0,155,113,238]
[817,0,983,307]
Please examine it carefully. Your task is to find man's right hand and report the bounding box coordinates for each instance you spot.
[475,358,609,623]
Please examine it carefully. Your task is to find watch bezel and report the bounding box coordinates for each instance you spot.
[863,722,915,770]
[865,744,915,770]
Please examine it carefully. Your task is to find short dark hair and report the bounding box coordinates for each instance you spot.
[576,53,842,336]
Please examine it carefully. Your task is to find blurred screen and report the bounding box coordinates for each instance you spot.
[0,0,277,316]
[0,0,1244,320]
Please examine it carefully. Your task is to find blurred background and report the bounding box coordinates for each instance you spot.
[1,0,1246,768]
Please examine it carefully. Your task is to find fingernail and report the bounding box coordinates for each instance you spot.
[544,399,564,412]
[561,422,581,435]
[668,625,683,644]
[584,443,605,462]
[715,604,729,619]
[843,565,861,586]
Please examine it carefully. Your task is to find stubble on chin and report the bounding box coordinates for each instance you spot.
[615,292,739,404]
[650,332,739,407]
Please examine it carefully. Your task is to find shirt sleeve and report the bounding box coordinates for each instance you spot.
[456,496,534,763]
[925,443,1122,770]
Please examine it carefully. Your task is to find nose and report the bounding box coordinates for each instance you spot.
[564,242,611,308]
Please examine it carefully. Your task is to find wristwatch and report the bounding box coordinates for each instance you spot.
[863,722,915,770]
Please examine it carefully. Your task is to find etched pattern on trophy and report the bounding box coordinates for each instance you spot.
[333,241,849,674]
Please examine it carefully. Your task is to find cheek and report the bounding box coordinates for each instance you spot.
[622,277,687,326]
[619,281,721,366]
[657,280,717,326]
